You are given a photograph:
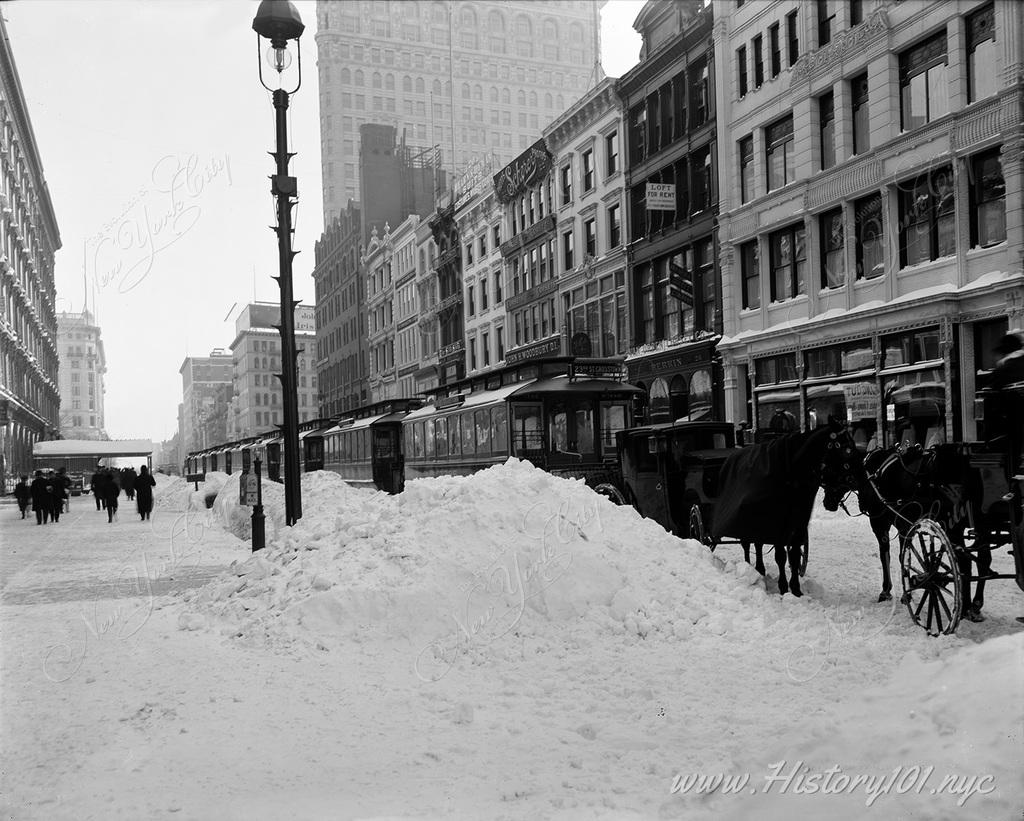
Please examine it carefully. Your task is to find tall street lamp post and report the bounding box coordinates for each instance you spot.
[252,0,304,526]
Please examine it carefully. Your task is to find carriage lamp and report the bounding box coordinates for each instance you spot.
[253,0,304,525]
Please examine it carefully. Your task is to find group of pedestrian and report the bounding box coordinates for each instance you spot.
[13,468,71,525]
[87,465,155,523]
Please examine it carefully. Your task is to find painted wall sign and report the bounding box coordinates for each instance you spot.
[493,140,553,203]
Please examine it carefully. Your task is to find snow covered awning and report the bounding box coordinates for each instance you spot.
[33,439,154,458]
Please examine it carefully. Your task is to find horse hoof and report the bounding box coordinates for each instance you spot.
[963,607,986,623]
[878,592,893,603]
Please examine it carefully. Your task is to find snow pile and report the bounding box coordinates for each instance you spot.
[689,632,1024,820]
[180,459,774,670]
[153,473,190,511]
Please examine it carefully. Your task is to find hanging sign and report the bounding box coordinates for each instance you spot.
[646,183,676,211]
[493,140,552,203]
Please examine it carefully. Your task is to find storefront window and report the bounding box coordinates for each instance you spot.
[882,368,945,448]
[805,379,880,450]
[648,377,671,421]
[756,389,800,436]
[754,353,797,385]
[882,327,941,368]
[689,370,712,420]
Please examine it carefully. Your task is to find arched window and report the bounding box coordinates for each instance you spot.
[341,67,351,84]
[472,84,482,101]
[517,90,526,106]
[501,88,510,104]
[515,14,531,37]
[433,79,442,95]
[489,86,498,103]
[462,82,471,99]
[354,69,364,86]
[556,94,564,109]
[528,91,537,107]
[544,93,553,109]
[385,73,394,91]
[461,6,477,27]
[570,23,584,43]
[402,75,412,92]
[372,72,382,89]
[543,19,558,40]
[488,10,505,32]
[415,77,425,93]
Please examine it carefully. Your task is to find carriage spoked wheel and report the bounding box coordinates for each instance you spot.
[899,518,962,636]
[688,505,714,549]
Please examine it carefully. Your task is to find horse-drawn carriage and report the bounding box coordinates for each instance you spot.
[859,385,1024,635]
[615,419,863,596]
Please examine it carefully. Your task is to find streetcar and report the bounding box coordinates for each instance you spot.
[184,356,643,499]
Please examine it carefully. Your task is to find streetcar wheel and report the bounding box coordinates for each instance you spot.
[593,483,626,506]
[688,505,712,548]
[899,519,962,636]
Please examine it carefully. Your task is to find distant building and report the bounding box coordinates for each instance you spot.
[178,350,232,453]
[315,0,604,221]
[227,302,318,439]
[313,124,446,416]
[0,13,62,491]
[56,310,107,440]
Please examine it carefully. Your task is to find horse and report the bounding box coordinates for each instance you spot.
[711,420,863,597]
[855,443,993,620]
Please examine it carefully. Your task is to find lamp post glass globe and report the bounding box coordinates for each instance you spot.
[266,44,292,73]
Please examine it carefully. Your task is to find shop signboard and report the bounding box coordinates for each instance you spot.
[842,382,881,421]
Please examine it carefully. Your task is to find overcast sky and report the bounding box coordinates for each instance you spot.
[4,0,644,442]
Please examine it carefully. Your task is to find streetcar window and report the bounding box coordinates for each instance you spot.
[511,404,543,454]
[462,412,476,455]
[491,405,508,452]
[475,409,491,453]
[574,402,596,454]
[549,402,569,452]
[412,423,423,458]
[600,402,628,452]
[448,415,462,457]
[424,421,435,457]
[374,430,395,459]
[435,417,448,457]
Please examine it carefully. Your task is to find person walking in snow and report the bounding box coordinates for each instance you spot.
[29,471,50,525]
[13,475,30,519]
[121,467,137,502]
[90,468,105,511]
[48,469,67,523]
[101,470,121,523]
[135,465,156,521]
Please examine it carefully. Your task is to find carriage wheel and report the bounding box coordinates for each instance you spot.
[899,519,962,636]
[688,505,713,549]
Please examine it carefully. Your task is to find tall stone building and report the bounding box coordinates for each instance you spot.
[178,350,232,454]
[714,0,1024,446]
[56,310,107,440]
[313,124,445,416]
[314,0,604,220]
[619,0,719,423]
[227,302,318,439]
[0,13,61,491]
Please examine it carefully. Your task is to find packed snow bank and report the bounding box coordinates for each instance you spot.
[683,632,1024,820]
[153,473,190,511]
[180,459,776,672]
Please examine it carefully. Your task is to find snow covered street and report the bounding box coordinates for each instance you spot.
[2,467,1021,820]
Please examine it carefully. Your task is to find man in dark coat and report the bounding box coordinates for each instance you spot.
[13,475,30,519]
[122,467,137,501]
[29,471,50,525]
[101,470,121,523]
[90,468,104,510]
[135,465,156,521]
[48,470,67,523]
